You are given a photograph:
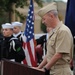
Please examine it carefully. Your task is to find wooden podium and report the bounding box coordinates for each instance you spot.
[0,59,45,75]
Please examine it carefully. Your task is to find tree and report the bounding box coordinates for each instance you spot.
[0,0,43,23]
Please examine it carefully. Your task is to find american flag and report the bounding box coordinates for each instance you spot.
[23,0,37,67]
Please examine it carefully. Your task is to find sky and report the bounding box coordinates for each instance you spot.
[63,0,67,2]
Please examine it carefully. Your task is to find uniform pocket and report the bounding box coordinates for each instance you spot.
[49,35,56,46]
[49,40,55,46]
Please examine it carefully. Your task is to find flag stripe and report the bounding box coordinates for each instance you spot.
[25,45,32,66]
[30,39,35,59]
[23,59,27,64]
[22,0,37,67]
[27,42,36,66]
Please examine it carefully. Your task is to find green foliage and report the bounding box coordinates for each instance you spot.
[0,0,43,29]
[15,10,26,22]
[0,0,28,12]
[41,21,47,33]
[15,0,28,8]
[0,12,9,30]
[35,0,43,7]
[0,0,43,12]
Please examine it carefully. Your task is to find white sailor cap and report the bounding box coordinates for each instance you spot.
[2,23,13,29]
[12,22,23,27]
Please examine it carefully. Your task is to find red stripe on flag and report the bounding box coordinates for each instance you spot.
[23,59,27,65]
[27,42,37,67]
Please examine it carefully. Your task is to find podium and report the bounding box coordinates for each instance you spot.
[0,59,45,75]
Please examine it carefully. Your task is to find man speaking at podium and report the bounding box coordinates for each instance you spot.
[33,2,73,75]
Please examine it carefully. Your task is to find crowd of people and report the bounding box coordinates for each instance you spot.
[0,2,74,75]
[0,21,47,64]
[0,22,25,63]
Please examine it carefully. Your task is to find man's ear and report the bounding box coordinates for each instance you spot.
[49,13,54,18]
[47,12,53,19]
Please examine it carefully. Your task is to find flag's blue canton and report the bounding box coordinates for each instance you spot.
[25,0,34,42]
[65,0,75,36]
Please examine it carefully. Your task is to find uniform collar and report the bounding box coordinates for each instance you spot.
[13,31,21,37]
[4,35,13,40]
[52,21,62,33]
[48,29,54,39]
[48,21,62,39]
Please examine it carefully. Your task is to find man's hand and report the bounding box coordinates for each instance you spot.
[31,67,45,72]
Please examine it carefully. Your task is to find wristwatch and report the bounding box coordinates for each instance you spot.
[44,67,48,72]
[44,67,50,75]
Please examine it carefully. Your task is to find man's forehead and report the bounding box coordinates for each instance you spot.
[42,14,49,19]
[3,28,13,31]
[14,26,20,28]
